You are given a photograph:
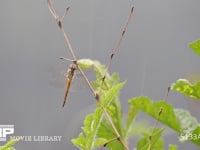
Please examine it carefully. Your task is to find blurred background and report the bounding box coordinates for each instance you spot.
[0,0,200,149]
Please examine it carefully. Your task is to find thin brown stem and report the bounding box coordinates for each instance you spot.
[61,7,70,22]
[47,1,130,149]
[99,6,134,94]
[47,0,76,60]
[60,27,77,60]
[76,64,128,150]
[96,6,134,149]
[76,64,96,98]
[47,0,58,20]
[100,104,129,150]
[148,87,171,148]
[100,137,122,150]
[59,57,75,62]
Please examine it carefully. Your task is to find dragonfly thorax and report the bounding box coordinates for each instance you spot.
[67,63,77,80]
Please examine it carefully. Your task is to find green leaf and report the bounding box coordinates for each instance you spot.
[73,59,127,150]
[101,81,125,107]
[137,128,165,150]
[72,82,126,150]
[189,39,200,56]
[109,72,120,86]
[97,119,124,150]
[71,133,87,149]
[94,138,107,147]
[153,137,164,150]
[175,109,199,139]
[129,97,200,147]
[77,59,95,69]
[179,126,200,146]
[171,79,200,100]
[0,139,19,150]
[190,126,200,145]
[77,59,108,79]
[71,107,104,150]
[176,109,200,146]
[78,59,115,91]
[124,105,139,138]
[97,82,126,150]
[169,144,177,150]
[128,96,181,132]
[99,81,125,137]
[0,148,15,150]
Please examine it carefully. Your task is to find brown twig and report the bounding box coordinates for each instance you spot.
[47,1,131,149]
[148,87,171,149]
[47,0,76,60]
[95,6,134,149]
[99,6,134,94]
[59,57,76,62]
[100,137,119,150]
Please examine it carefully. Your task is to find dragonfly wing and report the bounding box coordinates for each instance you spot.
[48,66,65,88]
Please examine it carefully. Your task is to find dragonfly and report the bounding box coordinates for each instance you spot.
[48,61,90,107]
[62,63,77,107]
